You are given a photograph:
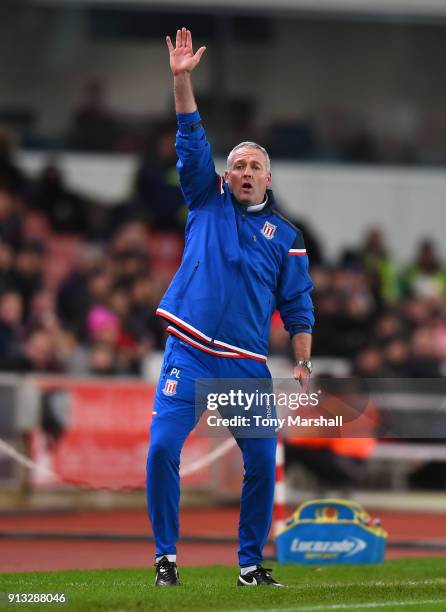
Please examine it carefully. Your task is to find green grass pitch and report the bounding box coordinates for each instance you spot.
[1,558,446,611]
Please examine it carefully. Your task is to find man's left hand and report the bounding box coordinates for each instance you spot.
[294,363,311,393]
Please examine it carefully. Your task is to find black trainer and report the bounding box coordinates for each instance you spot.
[155,556,180,586]
[237,566,284,587]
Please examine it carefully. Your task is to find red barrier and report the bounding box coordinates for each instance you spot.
[29,377,215,490]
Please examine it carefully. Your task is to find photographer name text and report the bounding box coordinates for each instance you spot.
[206,414,343,430]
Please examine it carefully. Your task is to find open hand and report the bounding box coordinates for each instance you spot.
[166,27,206,76]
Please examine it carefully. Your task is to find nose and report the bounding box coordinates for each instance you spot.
[243,168,253,178]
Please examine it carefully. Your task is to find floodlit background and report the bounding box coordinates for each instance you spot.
[0,0,446,573]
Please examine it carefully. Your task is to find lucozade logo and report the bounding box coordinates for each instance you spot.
[290,537,367,558]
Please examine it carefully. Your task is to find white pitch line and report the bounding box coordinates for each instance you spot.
[0,435,237,482]
[229,598,446,612]
[295,578,446,589]
[180,437,237,476]
[226,579,446,612]
[232,578,446,594]
[0,438,56,478]
[293,599,446,611]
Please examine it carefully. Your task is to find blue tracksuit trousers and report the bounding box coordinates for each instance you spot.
[146,335,277,567]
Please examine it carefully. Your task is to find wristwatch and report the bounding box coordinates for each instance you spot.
[296,359,313,374]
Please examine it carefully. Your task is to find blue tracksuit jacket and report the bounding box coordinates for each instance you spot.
[156,110,314,363]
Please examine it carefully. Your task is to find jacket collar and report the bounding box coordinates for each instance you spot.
[232,189,275,217]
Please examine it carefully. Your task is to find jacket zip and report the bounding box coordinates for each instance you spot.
[211,259,241,341]
[211,208,245,341]
[180,260,200,298]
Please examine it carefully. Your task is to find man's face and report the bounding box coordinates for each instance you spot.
[224,147,272,206]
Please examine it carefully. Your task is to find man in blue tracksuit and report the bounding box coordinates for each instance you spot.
[147,28,314,587]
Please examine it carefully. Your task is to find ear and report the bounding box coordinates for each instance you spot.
[266,172,272,187]
[224,170,229,182]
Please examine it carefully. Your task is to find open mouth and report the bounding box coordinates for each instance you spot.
[242,182,253,190]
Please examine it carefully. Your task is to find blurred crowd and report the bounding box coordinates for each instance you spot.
[0,220,169,376]
[0,126,175,376]
[271,230,446,378]
[1,123,446,379]
[312,233,446,378]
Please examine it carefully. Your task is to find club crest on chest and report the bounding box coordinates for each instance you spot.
[261,221,277,240]
[163,379,178,396]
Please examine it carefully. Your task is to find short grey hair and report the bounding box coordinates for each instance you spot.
[226,141,271,172]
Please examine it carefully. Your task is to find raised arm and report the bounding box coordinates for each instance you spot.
[166,28,206,114]
[165,28,215,209]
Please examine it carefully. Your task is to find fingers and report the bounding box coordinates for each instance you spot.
[294,364,311,393]
[170,28,202,57]
[300,378,310,394]
[194,46,207,62]
[299,373,311,394]
[166,35,174,53]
